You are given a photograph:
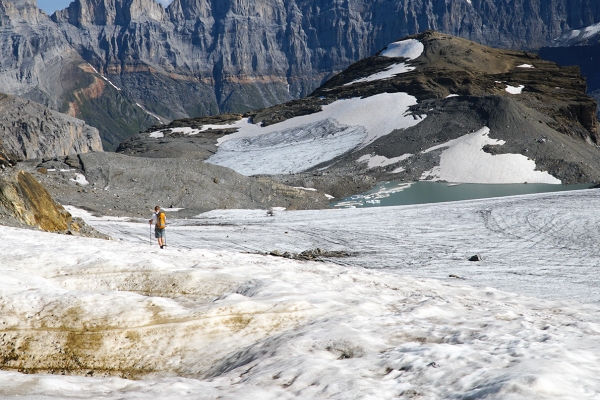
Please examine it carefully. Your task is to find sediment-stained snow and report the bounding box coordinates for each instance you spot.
[380,39,424,60]
[344,63,414,86]
[421,127,560,184]
[4,189,600,398]
[207,93,424,175]
[505,84,525,94]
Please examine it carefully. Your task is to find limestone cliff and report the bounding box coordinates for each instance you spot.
[0,93,103,161]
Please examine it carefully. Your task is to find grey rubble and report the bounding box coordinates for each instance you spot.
[0,0,599,149]
[22,152,329,219]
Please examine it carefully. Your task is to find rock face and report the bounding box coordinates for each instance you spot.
[0,0,155,150]
[52,0,600,118]
[539,23,600,119]
[120,31,600,199]
[0,93,102,161]
[0,0,599,149]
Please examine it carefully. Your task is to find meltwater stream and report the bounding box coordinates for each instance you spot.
[332,181,594,208]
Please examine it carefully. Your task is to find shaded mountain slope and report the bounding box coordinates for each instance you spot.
[539,22,600,119]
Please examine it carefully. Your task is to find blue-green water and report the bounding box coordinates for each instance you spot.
[331,181,594,208]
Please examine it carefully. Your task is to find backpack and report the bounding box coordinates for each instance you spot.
[156,211,166,229]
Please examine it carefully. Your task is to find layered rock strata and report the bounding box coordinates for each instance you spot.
[0,168,74,232]
[0,93,102,161]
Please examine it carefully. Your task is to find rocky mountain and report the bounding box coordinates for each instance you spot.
[539,22,600,119]
[0,93,102,162]
[119,31,600,199]
[0,0,599,150]
[0,0,156,150]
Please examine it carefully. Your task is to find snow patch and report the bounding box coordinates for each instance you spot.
[293,187,317,192]
[344,63,414,86]
[517,64,535,68]
[69,173,89,186]
[505,84,524,94]
[148,131,164,138]
[380,39,424,60]
[421,127,561,184]
[583,22,600,39]
[358,153,412,169]
[446,94,459,98]
[136,103,162,122]
[101,76,121,91]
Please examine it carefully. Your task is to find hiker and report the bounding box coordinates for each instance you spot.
[149,206,167,248]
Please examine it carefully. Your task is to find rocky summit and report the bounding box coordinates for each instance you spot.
[0,0,598,149]
[119,31,600,200]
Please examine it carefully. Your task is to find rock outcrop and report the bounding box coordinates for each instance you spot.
[0,168,73,232]
[0,93,103,161]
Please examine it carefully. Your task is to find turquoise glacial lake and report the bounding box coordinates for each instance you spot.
[331,181,594,208]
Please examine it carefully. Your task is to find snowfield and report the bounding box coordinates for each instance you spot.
[420,127,560,184]
[2,190,600,398]
[206,93,425,175]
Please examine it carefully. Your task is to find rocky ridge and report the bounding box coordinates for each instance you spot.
[119,31,600,201]
[0,93,102,162]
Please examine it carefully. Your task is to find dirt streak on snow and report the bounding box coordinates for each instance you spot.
[2,213,600,398]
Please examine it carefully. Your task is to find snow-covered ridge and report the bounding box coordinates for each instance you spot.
[343,39,423,86]
[554,21,600,44]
